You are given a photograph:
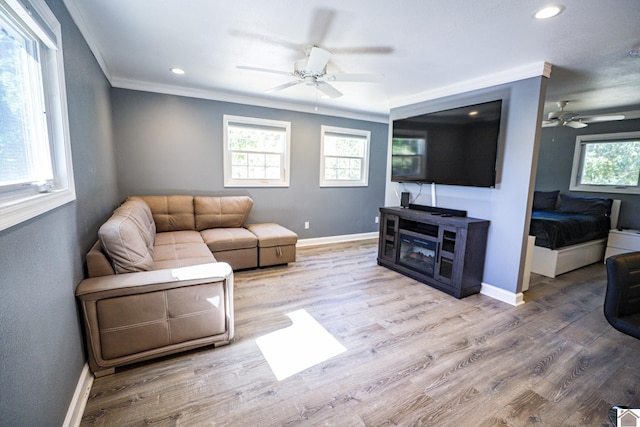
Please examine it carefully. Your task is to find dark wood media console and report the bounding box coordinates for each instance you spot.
[378,206,489,299]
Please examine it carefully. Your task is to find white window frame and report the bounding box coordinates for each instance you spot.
[223,115,291,187]
[320,126,370,187]
[569,131,640,195]
[0,0,75,231]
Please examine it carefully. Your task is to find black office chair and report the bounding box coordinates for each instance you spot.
[604,252,640,340]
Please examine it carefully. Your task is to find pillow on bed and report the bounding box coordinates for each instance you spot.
[557,194,613,216]
[533,190,559,211]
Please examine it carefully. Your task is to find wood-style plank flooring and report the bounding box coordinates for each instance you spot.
[80,240,640,426]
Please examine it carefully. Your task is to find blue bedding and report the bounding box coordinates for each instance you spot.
[529,210,610,250]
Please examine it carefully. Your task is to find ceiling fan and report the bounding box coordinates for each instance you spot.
[542,101,625,128]
[237,46,383,99]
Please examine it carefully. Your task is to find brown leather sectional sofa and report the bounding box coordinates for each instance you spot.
[76,195,297,376]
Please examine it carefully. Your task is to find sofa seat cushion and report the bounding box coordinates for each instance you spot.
[155,230,204,246]
[153,256,217,271]
[200,227,258,252]
[245,223,298,247]
[152,231,215,270]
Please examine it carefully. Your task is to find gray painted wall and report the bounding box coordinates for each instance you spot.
[0,0,118,424]
[111,89,389,238]
[535,115,640,229]
[388,77,547,294]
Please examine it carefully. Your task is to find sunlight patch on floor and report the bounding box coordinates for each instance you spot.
[256,309,347,381]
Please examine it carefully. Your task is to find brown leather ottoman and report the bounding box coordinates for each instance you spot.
[245,223,297,267]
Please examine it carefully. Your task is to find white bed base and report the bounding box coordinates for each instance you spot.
[530,199,620,278]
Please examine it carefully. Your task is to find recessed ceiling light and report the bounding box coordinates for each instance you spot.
[469,111,478,116]
[170,67,185,75]
[533,5,565,20]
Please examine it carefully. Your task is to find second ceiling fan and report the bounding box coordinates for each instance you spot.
[542,101,625,128]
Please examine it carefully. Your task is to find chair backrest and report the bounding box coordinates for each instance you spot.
[605,252,640,320]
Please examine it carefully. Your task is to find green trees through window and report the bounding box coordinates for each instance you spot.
[571,132,640,194]
[223,115,290,187]
[320,126,370,187]
[580,140,640,186]
[228,126,284,180]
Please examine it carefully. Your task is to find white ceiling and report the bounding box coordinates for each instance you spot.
[63,0,640,122]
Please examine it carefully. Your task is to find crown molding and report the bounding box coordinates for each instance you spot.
[110,77,390,123]
[390,61,552,109]
[62,0,112,81]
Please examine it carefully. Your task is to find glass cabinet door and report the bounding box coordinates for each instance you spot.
[434,227,457,284]
[379,214,399,262]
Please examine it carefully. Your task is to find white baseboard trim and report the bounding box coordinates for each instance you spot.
[297,232,379,248]
[63,363,93,427]
[480,282,525,306]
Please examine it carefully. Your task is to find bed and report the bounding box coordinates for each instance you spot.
[529,191,620,278]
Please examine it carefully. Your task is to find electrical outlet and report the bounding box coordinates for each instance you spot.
[375,216,379,224]
[304,221,309,229]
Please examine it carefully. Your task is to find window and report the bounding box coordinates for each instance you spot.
[0,0,75,231]
[223,115,290,187]
[570,131,640,194]
[320,126,370,187]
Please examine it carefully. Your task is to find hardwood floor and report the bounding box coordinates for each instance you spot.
[80,240,640,426]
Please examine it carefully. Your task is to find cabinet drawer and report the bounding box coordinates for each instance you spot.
[608,231,640,251]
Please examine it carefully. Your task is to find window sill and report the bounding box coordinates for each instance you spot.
[224,183,290,188]
[569,184,640,195]
[320,182,368,188]
[0,188,76,231]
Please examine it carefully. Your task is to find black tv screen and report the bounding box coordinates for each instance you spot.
[391,99,502,188]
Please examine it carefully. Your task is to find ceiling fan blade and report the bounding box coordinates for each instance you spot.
[316,81,342,98]
[542,120,560,127]
[576,114,626,123]
[330,46,395,55]
[229,29,303,52]
[306,46,332,74]
[558,112,579,121]
[325,73,384,83]
[564,120,588,129]
[307,8,335,45]
[237,65,293,77]
[265,80,302,93]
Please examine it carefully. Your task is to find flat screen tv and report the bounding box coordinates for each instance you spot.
[391,99,502,188]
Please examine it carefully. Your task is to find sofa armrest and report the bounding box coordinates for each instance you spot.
[76,262,234,375]
[76,262,233,300]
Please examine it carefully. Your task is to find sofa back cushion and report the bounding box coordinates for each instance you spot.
[125,197,156,251]
[194,196,253,230]
[99,201,155,273]
[137,195,195,232]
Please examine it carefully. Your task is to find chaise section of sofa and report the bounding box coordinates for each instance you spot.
[193,195,259,269]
